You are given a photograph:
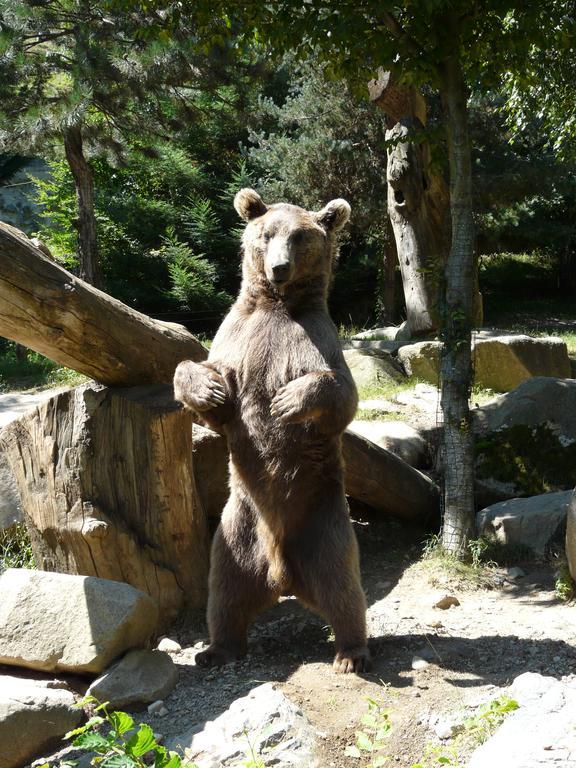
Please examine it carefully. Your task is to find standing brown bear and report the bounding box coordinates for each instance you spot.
[174,189,370,673]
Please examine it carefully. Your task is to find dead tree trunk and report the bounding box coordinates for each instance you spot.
[0,383,209,621]
[0,221,207,385]
[369,70,482,334]
[64,126,101,287]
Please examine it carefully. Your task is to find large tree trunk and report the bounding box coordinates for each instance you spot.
[438,44,476,556]
[64,126,101,287]
[0,383,209,621]
[369,70,450,334]
[382,236,399,324]
[0,221,207,385]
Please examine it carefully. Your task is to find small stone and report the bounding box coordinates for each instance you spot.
[412,656,430,671]
[148,700,166,716]
[427,620,444,629]
[157,638,182,654]
[506,566,525,581]
[433,595,461,610]
[434,720,457,740]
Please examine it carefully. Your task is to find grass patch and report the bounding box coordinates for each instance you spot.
[415,534,497,590]
[0,523,35,573]
[356,377,427,403]
[0,343,88,392]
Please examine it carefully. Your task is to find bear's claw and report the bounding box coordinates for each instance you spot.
[333,646,372,674]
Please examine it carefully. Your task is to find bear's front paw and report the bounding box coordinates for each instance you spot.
[270,378,312,423]
[174,361,228,412]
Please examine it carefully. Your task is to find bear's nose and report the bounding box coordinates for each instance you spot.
[272,262,291,283]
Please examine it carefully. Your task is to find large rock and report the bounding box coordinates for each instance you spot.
[566,490,576,581]
[167,683,318,767]
[398,334,571,392]
[341,339,407,355]
[468,673,576,768]
[475,377,576,438]
[477,490,572,555]
[193,424,229,520]
[343,348,405,392]
[87,649,178,709]
[0,675,82,768]
[348,420,429,468]
[0,569,159,674]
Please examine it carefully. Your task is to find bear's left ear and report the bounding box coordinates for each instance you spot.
[314,199,351,233]
[234,188,268,221]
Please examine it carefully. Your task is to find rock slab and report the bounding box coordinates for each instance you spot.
[167,683,318,767]
[398,334,571,392]
[0,569,159,674]
[348,420,429,468]
[468,673,576,768]
[343,348,405,391]
[87,649,179,709]
[477,490,573,555]
[0,675,82,768]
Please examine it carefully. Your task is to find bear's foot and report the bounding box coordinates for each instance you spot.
[333,646,372,674]
[195,644,246,668]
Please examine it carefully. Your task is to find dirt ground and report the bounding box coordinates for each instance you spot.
[146,510,576,768]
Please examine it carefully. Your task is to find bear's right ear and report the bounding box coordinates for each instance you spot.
[234,188,268,222]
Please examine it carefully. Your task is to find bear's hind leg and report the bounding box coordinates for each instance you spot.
[197,501,280,668]
[290,505,371,674]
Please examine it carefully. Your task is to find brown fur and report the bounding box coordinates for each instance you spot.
[173,189,370,673]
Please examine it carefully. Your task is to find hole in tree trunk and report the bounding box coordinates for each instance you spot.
[394,189,405,204]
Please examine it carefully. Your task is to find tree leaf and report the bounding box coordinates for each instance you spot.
[109,711,135,736]
[72,731,111,751]
[126,724,157,757]
[356,731,374,751]
[344,745,362,758]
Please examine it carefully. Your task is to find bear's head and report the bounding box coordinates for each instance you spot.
[234,188,350,299]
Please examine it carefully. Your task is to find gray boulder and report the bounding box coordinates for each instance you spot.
[167,683,318,767]
[398,335,571,392]
[87,649,178,709]
[477,490,573,555]
[475,377,576,438]
[566,490,576,581]
[468,673,576,768]
[343,348,405,392]
[0,675,82,768]
[0,569,159,674]
[341,338,407,354]
[348,420,429,468]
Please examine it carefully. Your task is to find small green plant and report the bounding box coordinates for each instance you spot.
[39,697,196,768]
[411,696,519,768]
[420,534,496,588]
[345,697,392,767]
[0,523,35,572]
[555,563,575,602]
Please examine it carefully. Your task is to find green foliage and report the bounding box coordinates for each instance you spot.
[345,697,392,768]
[0,342,86,392]
[476,424,576,496]
[411,696,519,768]
[0,523,35,573]
[421,534,496,588]
[39,697,196,768]
[555,562,575,602]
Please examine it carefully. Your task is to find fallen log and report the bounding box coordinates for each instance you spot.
[0,222,207,386]
[0,383,210,621]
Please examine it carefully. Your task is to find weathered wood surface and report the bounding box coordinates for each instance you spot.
[0,383,210,620]
[369,69,450,335]
[0,221,207,386]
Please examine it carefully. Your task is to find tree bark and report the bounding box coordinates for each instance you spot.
[382,236,399,324]
[369,69,450,334]
[0,383,210,621]
[64,126,101,287]
[0,221,207,385]
[438,43,477,556]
